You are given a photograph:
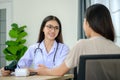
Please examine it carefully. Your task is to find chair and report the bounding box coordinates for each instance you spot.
[77,54,120,80]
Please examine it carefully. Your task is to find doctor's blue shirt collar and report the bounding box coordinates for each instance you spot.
[39,40,58,54]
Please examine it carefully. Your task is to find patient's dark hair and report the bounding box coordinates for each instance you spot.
[85,4,115,41]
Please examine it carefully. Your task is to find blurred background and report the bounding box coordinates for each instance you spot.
[0,0,120,68]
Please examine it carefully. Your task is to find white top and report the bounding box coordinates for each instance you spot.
[65,36,120,68]
[17,40,69,69]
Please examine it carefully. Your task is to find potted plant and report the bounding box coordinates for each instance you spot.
[3,23,28,62]
[2,23,28,71]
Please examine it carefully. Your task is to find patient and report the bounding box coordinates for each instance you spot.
[36,4,120,76]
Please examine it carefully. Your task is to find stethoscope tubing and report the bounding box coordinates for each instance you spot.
[34,42,59,66]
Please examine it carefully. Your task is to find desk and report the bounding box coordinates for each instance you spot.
[0,74,74,80]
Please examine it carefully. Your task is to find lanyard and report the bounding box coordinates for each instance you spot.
[34,42,59,66]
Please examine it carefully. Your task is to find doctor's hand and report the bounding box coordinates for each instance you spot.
[0,67,11,76]
[36,64,49,75]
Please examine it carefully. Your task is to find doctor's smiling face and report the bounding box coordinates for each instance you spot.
[43,20,59,41]
[37,15,63,43]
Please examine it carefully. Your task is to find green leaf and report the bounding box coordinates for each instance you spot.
[7,46,19,55]
[5,40,18,46]
[17,46,27,61]
[5,55,17,61]
[9,29,18,38]
[3,48,12,55]
[18,32,27,39]
[18,44,24,50]
[18,25,27,33]
[11,23,18,29]
[20,39,26,44]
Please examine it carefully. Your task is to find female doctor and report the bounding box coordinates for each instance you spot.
[1,15,69,76]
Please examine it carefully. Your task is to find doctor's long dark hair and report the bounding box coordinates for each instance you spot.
[37,15,63,43]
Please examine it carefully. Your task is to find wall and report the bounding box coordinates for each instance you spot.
[0,0,13,67]
[110,0,120,47]
[12,0,78,48]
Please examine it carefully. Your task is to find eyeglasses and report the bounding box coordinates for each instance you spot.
[46,25,59,31]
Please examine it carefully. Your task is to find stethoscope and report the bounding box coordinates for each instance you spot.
[34,42,59,66]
